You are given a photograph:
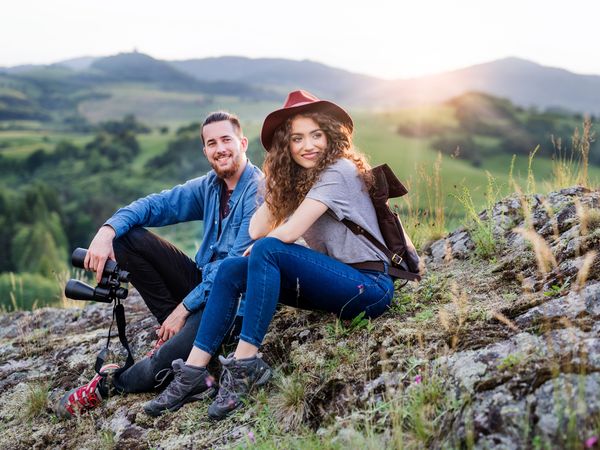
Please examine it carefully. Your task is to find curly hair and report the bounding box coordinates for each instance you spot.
[263,112,372,225]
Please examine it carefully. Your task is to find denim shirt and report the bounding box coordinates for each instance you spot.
[105,160,263,312]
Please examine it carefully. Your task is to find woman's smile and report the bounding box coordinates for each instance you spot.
[289,116,328,169]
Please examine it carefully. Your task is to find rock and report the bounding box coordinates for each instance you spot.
[429,238,450,263]
[515,282,600,327]
[534,373,600,444]
[428,229,474,263]
[449,230,475,259]
[299,329,311,339]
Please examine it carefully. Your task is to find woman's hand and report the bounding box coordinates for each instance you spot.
[243,243,254,257]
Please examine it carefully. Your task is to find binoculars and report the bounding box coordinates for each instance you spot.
[64,248,130,303]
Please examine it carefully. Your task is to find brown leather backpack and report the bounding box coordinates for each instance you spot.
[341,164,421,282]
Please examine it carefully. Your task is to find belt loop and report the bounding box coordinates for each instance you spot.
[383,261,389,275]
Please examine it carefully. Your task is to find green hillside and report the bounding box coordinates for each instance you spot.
[0,53,277,129]
[356,95,599,216]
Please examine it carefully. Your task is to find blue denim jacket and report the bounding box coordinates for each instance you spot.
[105,160,263,312]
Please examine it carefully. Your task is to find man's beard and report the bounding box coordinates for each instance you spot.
[210,154,241,179]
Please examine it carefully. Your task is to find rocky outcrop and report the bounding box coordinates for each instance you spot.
[0,186,599,449]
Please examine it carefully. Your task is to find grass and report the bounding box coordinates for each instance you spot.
[326,311,374,339]
[452,171,504,259]
[24,381,49,419]
[269,372,309,431]
[77,84,279,126]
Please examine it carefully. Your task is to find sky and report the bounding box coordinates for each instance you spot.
[1,0,598,80]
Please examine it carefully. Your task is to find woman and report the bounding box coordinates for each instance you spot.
[144,90,395,419]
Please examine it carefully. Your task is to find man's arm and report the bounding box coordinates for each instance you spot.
[105,177,207,238]
[85,177,207,283]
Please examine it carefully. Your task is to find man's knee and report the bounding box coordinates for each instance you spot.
[113,227,149,260]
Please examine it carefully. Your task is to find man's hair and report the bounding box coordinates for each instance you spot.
[200,111,243,145]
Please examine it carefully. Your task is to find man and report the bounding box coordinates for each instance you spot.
[56,111,263,418]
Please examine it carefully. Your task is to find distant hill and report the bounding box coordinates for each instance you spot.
[90,53,200,87]
[394,91,596,167]
[172,56,600,114]
[0,53,278,124]
[56,56,97,71]
[2,53,600,127]
[170,56,376,99]
[364,57,600,114]
[55,54,600,114]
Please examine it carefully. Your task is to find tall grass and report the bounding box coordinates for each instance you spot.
[400,152,447,250]
[573,117,594,188]
[452,171,503,259]
[546,117,595,191]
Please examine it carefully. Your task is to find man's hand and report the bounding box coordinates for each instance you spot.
[242,243,254,257]
[158,303,190,341]
[85,225,117,283]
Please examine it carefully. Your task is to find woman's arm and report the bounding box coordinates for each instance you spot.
[249,202,276,240]
[267,198,328,243]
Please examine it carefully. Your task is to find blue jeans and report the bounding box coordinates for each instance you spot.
[193,237,394,354]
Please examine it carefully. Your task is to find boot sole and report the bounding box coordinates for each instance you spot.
[207,368,272,421]
[144,386,217,417]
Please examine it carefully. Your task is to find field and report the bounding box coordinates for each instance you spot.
[77,84,279,127]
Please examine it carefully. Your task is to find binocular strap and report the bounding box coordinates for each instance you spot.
[95,301,135,376]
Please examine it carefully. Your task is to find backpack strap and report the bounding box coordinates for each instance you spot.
[340,217,420,281]
[339,218,401,263]
[349,260,420,281]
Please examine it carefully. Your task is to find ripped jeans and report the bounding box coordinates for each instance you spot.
[194,237,394,354]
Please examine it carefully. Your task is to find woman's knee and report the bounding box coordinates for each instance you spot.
[215,256,248,282]
[251,237,286,259]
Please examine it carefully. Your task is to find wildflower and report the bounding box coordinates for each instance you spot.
[248,431,256,443]
[585,436,598,448]
[414,375,422,384]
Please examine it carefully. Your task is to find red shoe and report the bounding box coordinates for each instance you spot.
[55,363,120,418]
[146,338,165,357]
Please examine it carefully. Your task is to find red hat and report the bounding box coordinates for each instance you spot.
[260,90,353,151]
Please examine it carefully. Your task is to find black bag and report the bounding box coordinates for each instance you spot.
[341,164,421,282]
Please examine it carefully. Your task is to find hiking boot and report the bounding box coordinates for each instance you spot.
[143,359,216,417]
[55,363,120,419]
[208,353,272,420]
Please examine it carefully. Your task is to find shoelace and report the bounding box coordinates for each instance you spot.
[66,377,101,414]
[216,365,246,403]
[154,367,173,389]
[154,365,187,402]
